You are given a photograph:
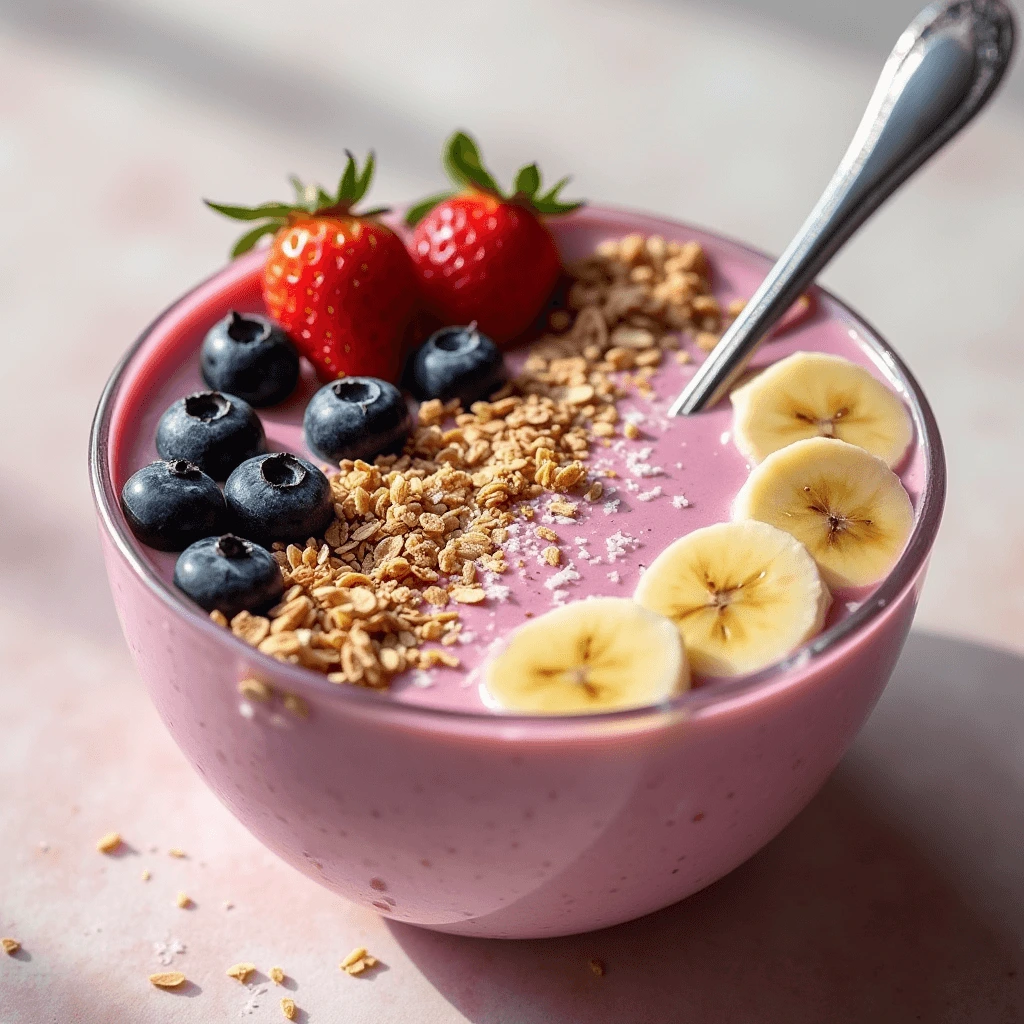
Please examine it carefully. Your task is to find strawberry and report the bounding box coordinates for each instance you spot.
[406,132,583,345]
[206,152,416,383]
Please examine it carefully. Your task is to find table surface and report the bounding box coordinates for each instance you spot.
[2,1,1023,1021]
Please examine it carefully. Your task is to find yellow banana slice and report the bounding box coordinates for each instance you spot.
[634,520,830,677]
[733,436,914,589]
[483,597,689,715]
[731,351,913,467]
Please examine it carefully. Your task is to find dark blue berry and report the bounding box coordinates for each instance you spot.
[303,377,410,464]
[156,391,266,481]
[200,310,300,407]
[119,459,225,551]
[406,325,506,407]
[224,452,333,544]
[174,534,283,617]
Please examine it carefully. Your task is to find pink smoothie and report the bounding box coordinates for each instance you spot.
[111,218,924,712]
[95,207,941,937]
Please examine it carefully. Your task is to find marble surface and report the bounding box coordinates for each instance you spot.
[1,1,1023,1020]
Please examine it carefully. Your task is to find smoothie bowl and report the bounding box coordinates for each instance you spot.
[89,147,944,938]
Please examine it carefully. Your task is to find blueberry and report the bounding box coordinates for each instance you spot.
[224,452,333,544]
[119,459,226,551]
[406,325,506,406]
[156,390,266,481]
[174,534,284,617]
[200,310,300,407]
[303,377,410,464]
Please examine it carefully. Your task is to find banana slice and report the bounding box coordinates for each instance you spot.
[483,597,689,715]
[634,521,830,678]
[731,351,913,467]
[733,436,914,589]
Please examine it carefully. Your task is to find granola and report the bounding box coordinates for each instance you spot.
[218,234,719,690]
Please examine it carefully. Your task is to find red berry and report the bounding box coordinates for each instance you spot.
[264,215,415,382]
[409,193,560,345]
[406,132,584,346]
[206,152,416,384]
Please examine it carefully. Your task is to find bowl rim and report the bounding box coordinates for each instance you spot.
[89,204,946,729]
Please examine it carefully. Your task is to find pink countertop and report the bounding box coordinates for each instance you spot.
[3,0,1024,1019]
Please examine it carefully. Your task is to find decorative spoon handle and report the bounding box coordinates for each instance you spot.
[669,0,1015,417]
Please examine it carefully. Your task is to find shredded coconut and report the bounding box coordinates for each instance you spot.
[606,531,641,562]
[603,499,621,515]
[544,562,581,591]
[671,495,692,509]
[625,446,664,478]
[606,570,621,584]
[154,938,186,967]
[411,670,435,689]
[637,486,663,502]
[483,581,511,602]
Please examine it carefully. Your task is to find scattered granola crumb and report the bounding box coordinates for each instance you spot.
[223,901,235,911]
[149,971,186,989]
[340,947,379,975]
[2,938,20,956]
[281,997,298,1020]
[588,958,606,977]
[141,869,151,882]
[623,421,641,440]
[168,848,186,859]
[96,831,122,854]
[175,892,193,909]
[269,966,286,985]
[541,545,561,567]
[209,609,229,628]
[227,962,256,983]
[237,678,273,703]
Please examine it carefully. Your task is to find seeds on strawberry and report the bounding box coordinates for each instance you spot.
[206,151,416,384]
[406,132,584,345]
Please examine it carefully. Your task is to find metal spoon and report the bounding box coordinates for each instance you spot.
[669,0,1015,417]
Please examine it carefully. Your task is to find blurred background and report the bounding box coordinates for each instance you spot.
[2,2,1023,1021]
[2,0,1022,649]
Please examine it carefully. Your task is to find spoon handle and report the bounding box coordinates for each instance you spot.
[669,0,1015,417]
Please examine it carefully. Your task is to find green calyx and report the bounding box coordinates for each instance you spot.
[204,151,389,258]
[405,131,585,227]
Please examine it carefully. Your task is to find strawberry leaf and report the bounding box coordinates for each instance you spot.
[208,150,385,259]
[204,200,295,222]
[404,190,458,227]
[411,132,586,220]
[354,151,376,203]
[230,221,282,257]
[444,131,502,195]
[532,176,584,215]
[513,163,541,199]
[338,151,359,204]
